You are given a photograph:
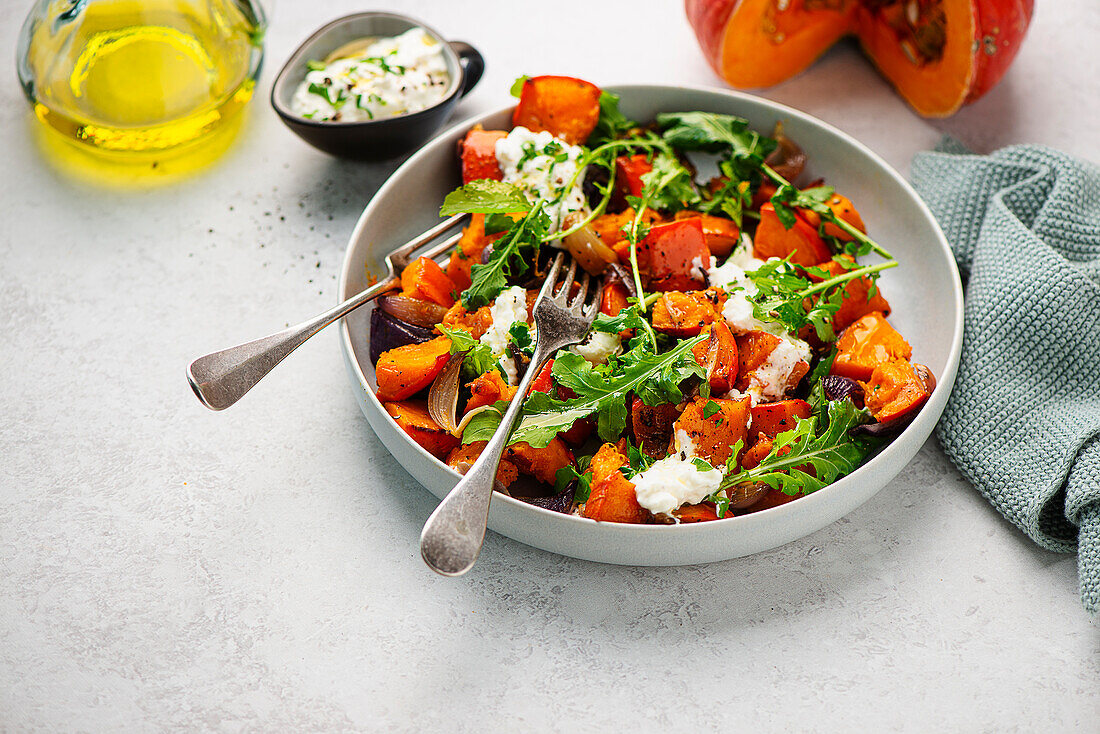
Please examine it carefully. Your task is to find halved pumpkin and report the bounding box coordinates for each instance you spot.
[686,0,1034,117]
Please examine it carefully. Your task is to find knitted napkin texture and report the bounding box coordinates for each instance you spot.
[911,140,1100,614]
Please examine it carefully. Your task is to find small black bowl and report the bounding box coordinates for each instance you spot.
[271,12,484,161]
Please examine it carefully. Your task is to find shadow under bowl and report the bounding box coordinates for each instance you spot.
[270,11,483,161]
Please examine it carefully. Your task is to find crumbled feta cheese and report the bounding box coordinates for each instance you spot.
[708,234,777,334]
[709,232,809,399]
[495,127,587,231]
[480,286,528,384]
[631,451,724,517]
[721,289,769,334]
[572,331,622,364]
[290,28,449,122]
[706,233,764,292]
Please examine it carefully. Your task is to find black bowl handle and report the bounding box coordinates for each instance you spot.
[449,41,484,98]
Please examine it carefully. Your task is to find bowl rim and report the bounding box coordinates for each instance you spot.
[338,82,964,534]
[270,10,464,129]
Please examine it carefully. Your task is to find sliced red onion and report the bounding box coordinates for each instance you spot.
[821,375,865,407]
[519,486,575,514]
[369,308,436,364]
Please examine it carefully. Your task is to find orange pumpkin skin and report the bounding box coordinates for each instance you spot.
[685,0,1034,117]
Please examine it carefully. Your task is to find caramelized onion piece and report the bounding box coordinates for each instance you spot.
[562,223,617,276]
[765,123,806,183]
[428,353,464,434]
[727,482,770,510]
[378,295,448,327]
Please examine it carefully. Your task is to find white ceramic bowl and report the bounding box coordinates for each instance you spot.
[338,84,963,565]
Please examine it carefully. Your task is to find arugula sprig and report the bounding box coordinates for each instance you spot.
[657,111,895,260]
[461,201,548,309]
[436,325,499,379]
[591,302,659,351]
[440,180,533,216]
[767,184,833,230]
[502,334,707,448]
[554,462,592,504]
[699,167,750,226]
[588,91,637,146]
[657,111,776,181]
[712,398,874,511]
[437,182,549,310]
[623,142,701,308]
[763,166,893,260]
[546,134,671,244]
[740,256,899,342]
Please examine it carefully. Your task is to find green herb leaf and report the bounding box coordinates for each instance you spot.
[692,457,716,473]
[769,183,835,231]
[461,400,510,443]
[699,169,749,226]
[702,400,721,419]
[588,91,637,146]
[623,440,657,478]
[510,335,707,448]
[637,149,700,213]
[508,321,533,353]
[657,111,776,175]
[509,75,530,98]
[307,82,347,108]
[555,464,591,504]
[440,180,533,215]
[461,202,549,309]
[306,60,326,72]
[436,325,499,379]
[717,398,874,496]
[807,348,838,425]
[591,304,649,335]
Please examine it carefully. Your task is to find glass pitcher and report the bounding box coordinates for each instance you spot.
[16,0,266,154]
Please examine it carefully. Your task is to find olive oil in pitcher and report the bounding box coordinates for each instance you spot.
[17,0,266,154]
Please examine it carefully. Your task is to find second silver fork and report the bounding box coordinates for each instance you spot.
[420,253,603,576]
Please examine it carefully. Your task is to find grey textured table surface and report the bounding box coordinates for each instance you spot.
[2,1,1098,731]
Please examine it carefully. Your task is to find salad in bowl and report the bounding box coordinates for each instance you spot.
[366,75,936,527]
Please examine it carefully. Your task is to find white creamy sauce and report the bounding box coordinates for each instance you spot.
[495,127,587,231]
[572,331,622,365]
[631,430,725,516]
[480,285,528,385]
[291,28,449,122]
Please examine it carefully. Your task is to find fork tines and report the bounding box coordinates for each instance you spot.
[542,252,601,319]
[387,213,469,271]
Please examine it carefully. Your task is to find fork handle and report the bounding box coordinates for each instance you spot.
[420,341,558,576]
[188,277,398,411]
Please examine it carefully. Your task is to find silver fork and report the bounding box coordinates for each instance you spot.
[187,214,468,411]
[420,253,603,576]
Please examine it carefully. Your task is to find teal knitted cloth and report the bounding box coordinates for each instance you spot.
[911,140,1100,614]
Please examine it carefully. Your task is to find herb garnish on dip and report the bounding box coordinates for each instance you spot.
[290,28,449,122]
